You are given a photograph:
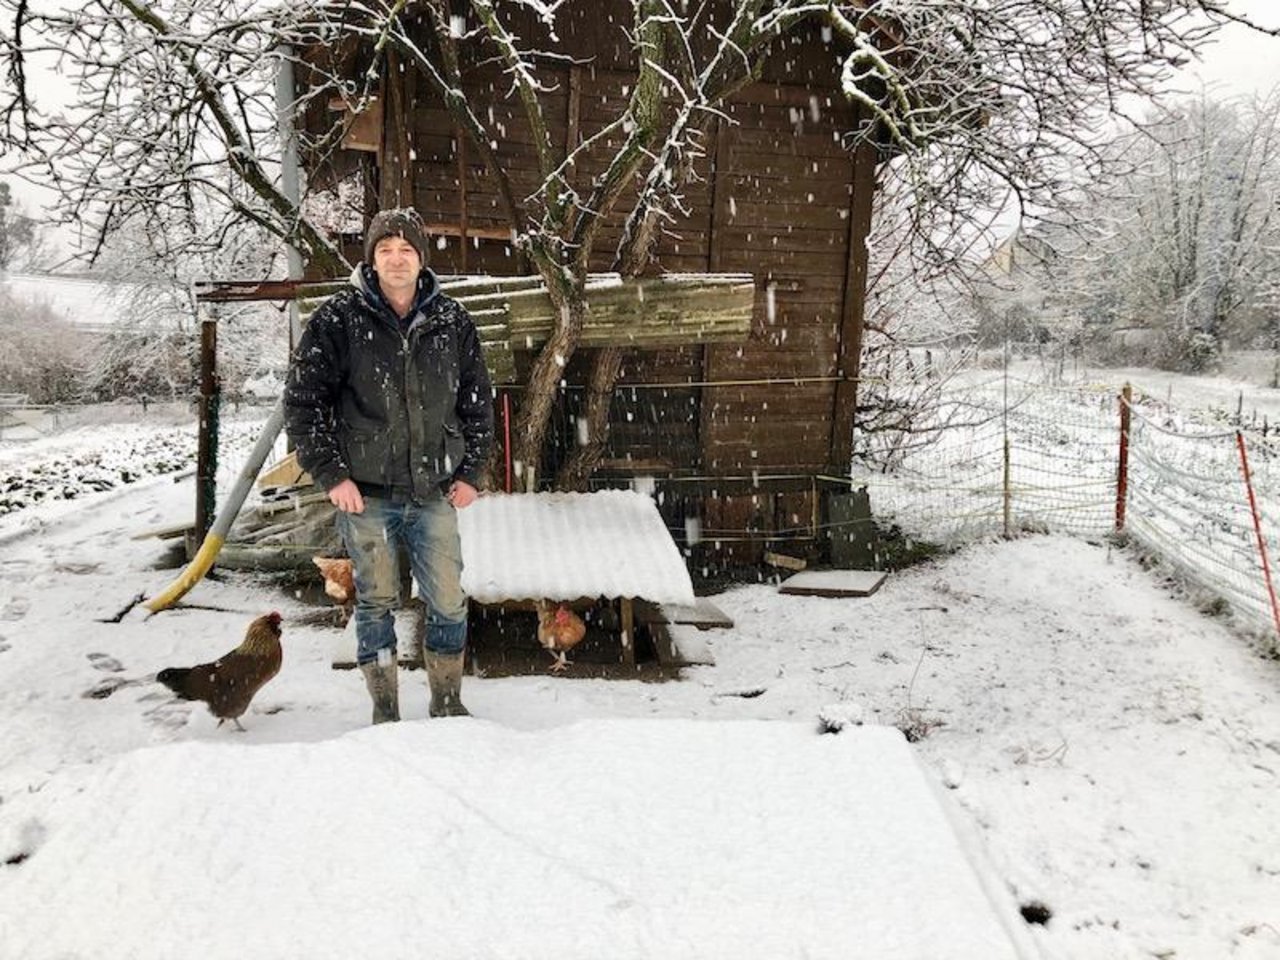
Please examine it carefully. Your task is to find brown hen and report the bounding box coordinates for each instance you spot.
[156,612,284,730]
[536,602,587,673]
[312,556,355,624]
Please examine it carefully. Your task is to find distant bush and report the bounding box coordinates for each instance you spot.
[0,292,87,403]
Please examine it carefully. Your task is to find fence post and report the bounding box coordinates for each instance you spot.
[1236,430,1280,643]
[1002,338,1011,537]
[195,315,220,551]
[1002,431,1011,537]
[1115,383,1131,533]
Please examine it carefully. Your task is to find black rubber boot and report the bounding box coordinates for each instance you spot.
[425,651,470,717]
[360,660,400,724]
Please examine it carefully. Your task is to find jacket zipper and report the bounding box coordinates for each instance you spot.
[401,331,417,493]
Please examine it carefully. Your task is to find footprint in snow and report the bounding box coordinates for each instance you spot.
[87,652,125,673]
[3,819,47,867]
[0,558,35,578]
[82,676,141,699]
[0,597,29,621]
[143,699,191,731]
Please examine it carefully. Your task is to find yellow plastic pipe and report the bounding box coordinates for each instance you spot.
[145,400,286,613]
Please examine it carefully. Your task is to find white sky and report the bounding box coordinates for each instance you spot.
[1170,0,1280,98]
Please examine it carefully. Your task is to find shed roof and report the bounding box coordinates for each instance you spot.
[458,490,695,605]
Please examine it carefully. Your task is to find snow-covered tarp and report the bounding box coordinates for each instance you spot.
[0,721,1034,960]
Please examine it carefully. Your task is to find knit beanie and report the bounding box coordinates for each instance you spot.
[364,208,429,264]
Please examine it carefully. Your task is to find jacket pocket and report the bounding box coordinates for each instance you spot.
[441,423,465,476]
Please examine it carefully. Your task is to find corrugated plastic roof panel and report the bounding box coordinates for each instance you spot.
[458,490,696,605]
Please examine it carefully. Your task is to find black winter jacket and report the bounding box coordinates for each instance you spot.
[283,265,494,501]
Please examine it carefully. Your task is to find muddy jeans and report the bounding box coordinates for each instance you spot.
[337,494,468,666]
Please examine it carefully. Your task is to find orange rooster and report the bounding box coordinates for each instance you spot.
[536,601,587,673]
[312,556,355,623]
[156,612,284,730]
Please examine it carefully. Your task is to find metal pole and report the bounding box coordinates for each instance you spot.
[146,401,287,613]
[275,45,305,350]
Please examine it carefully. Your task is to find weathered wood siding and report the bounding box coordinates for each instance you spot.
[301,5,875,563]
[383,13,862,479]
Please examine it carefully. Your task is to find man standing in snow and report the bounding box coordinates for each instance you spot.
[284,208,493,724]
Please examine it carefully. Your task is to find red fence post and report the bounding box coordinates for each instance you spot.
[502,392,513,494]
[1115,383,1132,533]
[1236,430,1280,643]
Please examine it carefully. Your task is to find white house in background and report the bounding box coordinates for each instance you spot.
[0,272,141,331]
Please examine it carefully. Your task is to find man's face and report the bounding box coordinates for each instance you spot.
[372,235,422,293]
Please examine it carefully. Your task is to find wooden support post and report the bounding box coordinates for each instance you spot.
[829,117,878,473]
[698,116,731,471]
[456,125,469,272]
[1002,431,1012,538]
[195,316,220,550]
[620,596,635,668]
[380,50,414,208]
[1115,383,1132,533]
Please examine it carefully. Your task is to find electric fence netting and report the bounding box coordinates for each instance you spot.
[851,373,1280,640]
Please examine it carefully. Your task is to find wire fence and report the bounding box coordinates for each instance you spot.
[852,372,1280,641]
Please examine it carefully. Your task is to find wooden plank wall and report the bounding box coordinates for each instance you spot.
[703,84,855,473]
[407,69,859,472]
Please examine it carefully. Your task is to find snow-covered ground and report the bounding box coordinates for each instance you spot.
[0,389,1278,959]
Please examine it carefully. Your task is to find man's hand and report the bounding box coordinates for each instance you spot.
[328,479,365,514]
[447,479,478,509]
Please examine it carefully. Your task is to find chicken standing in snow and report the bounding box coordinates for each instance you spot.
[155,612,284,731]
[536,601,587,672]
[312,556,355,624]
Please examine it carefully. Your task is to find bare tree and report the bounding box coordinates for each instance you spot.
[0,179,42,270]
[3,0,1277,485]
[0,291,85,402]
[1122,93,1280,368]
[975,91,1280,372]
[0,0,352,272]
[841,1,1278,278]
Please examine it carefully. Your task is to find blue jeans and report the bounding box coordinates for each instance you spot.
[336,494,468,666]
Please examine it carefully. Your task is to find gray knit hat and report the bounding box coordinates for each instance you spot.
[364,208,429,263]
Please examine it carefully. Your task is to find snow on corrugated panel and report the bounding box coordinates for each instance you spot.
[458,490,695,606]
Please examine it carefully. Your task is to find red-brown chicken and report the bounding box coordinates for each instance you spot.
[536,601,587,673]
[312,556,355,623]
[156,612,284,730]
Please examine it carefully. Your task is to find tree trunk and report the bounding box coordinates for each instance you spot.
[551,143,706,491]
[555,346,623,491]
[511,291,584,490]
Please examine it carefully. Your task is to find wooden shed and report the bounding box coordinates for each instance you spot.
[296,1,881,570]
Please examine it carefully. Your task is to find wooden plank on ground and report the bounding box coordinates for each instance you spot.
[257,450,310,490]
[130,521,195,542]
[655,601,737,632]
[778,570,886,598]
